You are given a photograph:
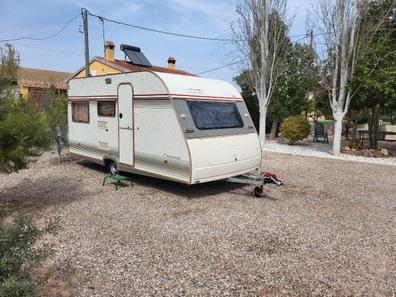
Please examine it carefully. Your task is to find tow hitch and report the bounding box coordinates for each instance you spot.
[226,168,283,197]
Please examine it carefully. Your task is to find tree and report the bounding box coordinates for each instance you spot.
[236,42,321,138]
[306,90,333,122]
[315,0,394,154]
[352,0,396,149]
[45,86,68,164]
[268,42,318,138]
[316,0,362,154]
[235,70,260,130]
[233,0,290,147]
[0,44,18,90]
[0,44,50,173]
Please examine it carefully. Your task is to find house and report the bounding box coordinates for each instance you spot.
[17,67,70,108]
[68,41,195,79]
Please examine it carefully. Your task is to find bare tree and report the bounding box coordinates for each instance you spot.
[315,0,392,155]
[232,0,290,147]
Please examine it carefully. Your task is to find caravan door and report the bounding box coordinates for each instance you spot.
[118,83,134,166]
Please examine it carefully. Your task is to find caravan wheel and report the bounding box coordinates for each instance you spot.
[254,186,264,198]
[107,160,119,175]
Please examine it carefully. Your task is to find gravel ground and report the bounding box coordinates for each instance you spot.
[264,139,396,167]
[0,151,395,296]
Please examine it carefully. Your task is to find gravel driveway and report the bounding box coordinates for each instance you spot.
[0,151,395,296]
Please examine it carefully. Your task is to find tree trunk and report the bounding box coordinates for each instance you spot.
[259,105,267,148]
[344,114,352,141]
[373,106,379,150]
[333,115,344,155]
[56,139,62,165]
[352,117,357,141]
[368,107,380,149]
[269,115,280,140]
[368,109,373,148]
[57,147,61,165]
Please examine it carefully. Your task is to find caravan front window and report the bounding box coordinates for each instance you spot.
[187,101,243,130]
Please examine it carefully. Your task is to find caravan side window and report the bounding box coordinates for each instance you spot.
[72,102,90,123]
[97,101,115,117]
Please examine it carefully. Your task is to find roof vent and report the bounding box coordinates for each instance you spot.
[120,44,152,67]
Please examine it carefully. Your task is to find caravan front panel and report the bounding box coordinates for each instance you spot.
[188,133,261,183]
[172,98,261,183]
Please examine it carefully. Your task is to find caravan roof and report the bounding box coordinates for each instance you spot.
[68,70,243,102]
[154,72,243,101]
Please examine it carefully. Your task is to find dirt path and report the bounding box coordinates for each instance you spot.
[1,151,395,296]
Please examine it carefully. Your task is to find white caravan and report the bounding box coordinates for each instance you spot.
[68,71,262,184]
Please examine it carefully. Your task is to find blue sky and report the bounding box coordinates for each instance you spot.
[0,0,314,83]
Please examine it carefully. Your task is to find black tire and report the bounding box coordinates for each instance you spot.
[107,160,118,175]
[254,186,264,198]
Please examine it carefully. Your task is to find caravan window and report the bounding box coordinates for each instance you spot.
[98,101,115,117]
[187,101,243,130]
[72,102,90,123]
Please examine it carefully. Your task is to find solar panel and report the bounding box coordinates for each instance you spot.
[120,44,152,67]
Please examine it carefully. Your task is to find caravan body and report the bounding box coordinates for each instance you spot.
[68,71,261,184]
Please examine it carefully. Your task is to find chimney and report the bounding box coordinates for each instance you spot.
[104,41,115,62]
[167,56,176,69]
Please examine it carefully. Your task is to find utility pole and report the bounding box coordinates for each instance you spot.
[309,29,314,50]
[99,17,106,57]
[82,8,90,77]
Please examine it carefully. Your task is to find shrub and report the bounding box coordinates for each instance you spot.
[44,86,68,164]
[280,116,311,144]
[0,97,50,173]
[0,217,58,297]
[349,139,362,150]
[1,44,50,173]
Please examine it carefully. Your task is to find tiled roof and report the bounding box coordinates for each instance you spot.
[95,56,196,77]
[18,79,67,90]
[17,67,70,90]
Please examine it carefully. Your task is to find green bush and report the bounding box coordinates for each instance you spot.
[0,97,50,173]
[1,44,50,173]
[280,116,311,144]
[44,86,68,164]
[0,217,58,297]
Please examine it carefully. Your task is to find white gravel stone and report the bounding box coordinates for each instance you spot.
[0,150,395,296]
[264,139,396,166]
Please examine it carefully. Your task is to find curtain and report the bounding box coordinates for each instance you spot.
[72,102,89,123]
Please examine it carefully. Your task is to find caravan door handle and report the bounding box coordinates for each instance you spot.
[119,113,123,119]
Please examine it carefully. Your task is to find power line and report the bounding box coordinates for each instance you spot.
[87,10,234,42]
[0,12,80,43]
[196,32,328,75]
[196,59,247,75]
[88,9,331,42]
[91,11,336,45]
